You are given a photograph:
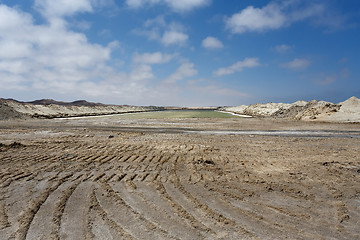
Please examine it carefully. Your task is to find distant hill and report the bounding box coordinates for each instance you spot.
[1,98,107,107]
[29,99,105,107]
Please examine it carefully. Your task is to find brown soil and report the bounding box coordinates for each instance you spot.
[0,117,359,239]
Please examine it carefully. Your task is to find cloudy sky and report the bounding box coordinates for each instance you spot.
[0,0,359,106]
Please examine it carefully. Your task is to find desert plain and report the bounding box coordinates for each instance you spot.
[0,100,360,239]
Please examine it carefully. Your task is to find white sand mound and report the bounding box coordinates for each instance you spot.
[319,96,360,122]
[338,96,360,113]
[294,100,340,121]
[221,105,248,114]
[220,96,360,122]
[292,100,308,107]
[243,103,292,116]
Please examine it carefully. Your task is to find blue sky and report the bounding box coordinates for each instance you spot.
[0,0,359,106]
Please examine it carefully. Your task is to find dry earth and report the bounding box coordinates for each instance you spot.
[0,116,359,240]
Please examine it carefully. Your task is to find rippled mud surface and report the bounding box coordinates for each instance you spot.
[0,117,359,239]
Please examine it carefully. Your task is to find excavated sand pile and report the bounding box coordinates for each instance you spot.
[220,105,248,114]
[294,101,340,121]
[221,96,360,122]
[320,96,360,122]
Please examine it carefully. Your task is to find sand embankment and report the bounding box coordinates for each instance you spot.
[220,96,360,122]
[0,99,161,120]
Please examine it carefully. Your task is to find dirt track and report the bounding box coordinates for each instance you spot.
[0,117,359,239]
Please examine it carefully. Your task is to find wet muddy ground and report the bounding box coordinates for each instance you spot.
[0,116,359,239]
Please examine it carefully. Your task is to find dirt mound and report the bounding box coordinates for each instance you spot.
[292,100,340,120]
[221,101,302,118]
[0,102,28,120]
[338,96,360,113]
[218,105,248,114]
[221,97,359,122]
[243,102,292,117]
[319,96,360,122]
[272,104,307,119]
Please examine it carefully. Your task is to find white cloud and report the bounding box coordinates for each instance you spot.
[213,58,260,76]
[226,4,285,34]
[133,52,175,64]
[0,3,202,106]
[0,4,110,75]
[35,0,93,19]
[281,58,310,70]
[144,15,167,28]
[161,31,188,46]
[107,40,120,49]
[126,0,160,9]
[129,64,154,82]
[163,0,210,12]
[73,20,92,30]
[34,0,116,27]
[225,1,326,34]
[126,0,210,12]
[134,16,188,46]
[202,36,224,49]
[316,76,336,85]
[0,40,33,59]
[289,3,325,22]
[126,0,144,8]
[163,62,197,84]
[0,3,156,103]
[274,44,293,53]
[315,68,349,86]
[0,5,33,31]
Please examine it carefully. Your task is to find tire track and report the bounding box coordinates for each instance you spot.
[15,173,74,240]
[58,181,92,240]
[95,181,172,239]
[0,201,10,229]
[90,188,136,240]
[1,126,359,239]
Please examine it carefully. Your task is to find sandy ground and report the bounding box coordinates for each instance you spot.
[0,116,359,239]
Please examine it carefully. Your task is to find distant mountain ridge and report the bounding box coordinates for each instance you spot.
[1,98,107,107]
